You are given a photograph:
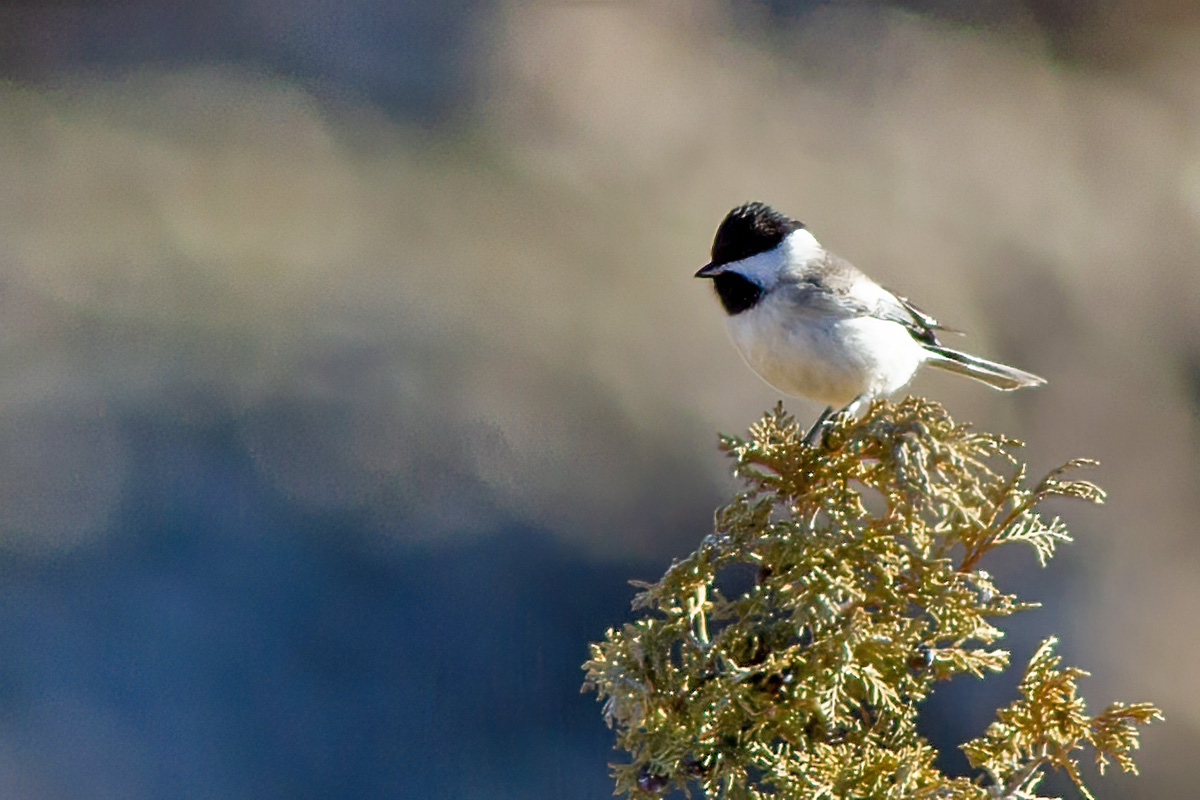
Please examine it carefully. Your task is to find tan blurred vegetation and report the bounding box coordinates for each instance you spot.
[0,2,1197,793]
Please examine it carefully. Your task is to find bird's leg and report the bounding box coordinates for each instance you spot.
[840,393,871,420]
[802,394,872,448]
[802,406,836,447]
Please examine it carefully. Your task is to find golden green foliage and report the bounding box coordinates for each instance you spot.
[583,399,1160,799]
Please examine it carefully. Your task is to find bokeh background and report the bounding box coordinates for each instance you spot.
[0,0,1196,797]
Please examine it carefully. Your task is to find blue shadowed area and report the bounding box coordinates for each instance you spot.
[0,415,644,799]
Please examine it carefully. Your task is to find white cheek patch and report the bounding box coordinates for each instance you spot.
[781,228,823,267]
[722,228,824,289]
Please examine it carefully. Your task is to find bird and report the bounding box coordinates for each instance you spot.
[695,202,1045,444]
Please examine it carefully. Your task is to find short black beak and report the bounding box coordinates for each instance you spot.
[694,262,722,278]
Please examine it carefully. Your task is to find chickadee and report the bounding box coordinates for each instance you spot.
[696,202,1044,442]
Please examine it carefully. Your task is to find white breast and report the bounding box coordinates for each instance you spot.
[726,293,928,408]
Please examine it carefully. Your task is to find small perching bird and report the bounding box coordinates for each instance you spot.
[695,202,1045,443]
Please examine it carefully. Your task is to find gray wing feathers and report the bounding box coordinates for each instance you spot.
[808,253,947,344]
[873,292,941,345]
[784,249,1045,391]
[785,254,930,333]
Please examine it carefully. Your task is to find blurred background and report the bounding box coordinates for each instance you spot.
[0,0,1196,797]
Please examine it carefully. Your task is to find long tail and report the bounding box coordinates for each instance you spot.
[924,345,1046,391]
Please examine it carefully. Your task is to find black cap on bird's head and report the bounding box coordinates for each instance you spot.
[695,203,806,316]
[695,202,805,278]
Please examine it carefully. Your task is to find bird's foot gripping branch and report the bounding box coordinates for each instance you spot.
[583,398,1159,800]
